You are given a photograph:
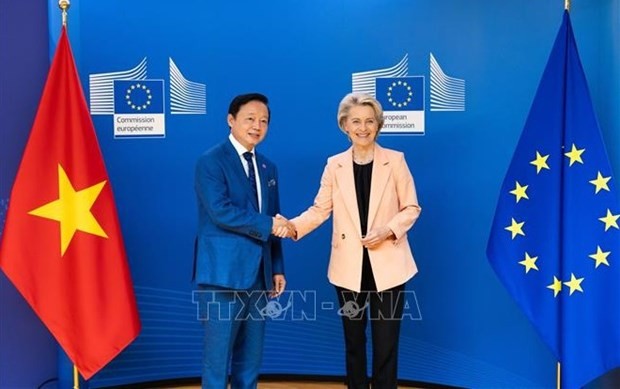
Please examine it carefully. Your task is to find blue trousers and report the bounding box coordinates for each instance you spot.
[199,276,267,389]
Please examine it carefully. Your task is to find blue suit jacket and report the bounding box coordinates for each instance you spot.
[194,139,284,290]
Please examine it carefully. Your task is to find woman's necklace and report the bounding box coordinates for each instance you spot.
[353,150,374,165]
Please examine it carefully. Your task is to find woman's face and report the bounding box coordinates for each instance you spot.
[343,104,379,148]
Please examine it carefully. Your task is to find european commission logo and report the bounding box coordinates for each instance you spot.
[89,57,207,139]
[113,80,165,138]
[376,76,424,134]
[352,53,465,135]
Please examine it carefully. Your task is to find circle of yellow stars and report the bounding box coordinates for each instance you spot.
[125,83,152,111]
[387,80,413,108]
[505,142,618,297]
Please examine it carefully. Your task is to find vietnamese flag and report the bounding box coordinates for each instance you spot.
[0,27,140,379]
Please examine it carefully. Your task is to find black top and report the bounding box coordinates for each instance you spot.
[354,161,376,292]
[353,161,373,236]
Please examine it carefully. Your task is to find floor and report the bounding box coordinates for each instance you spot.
[163,382,420,389]
[164,383,345,389]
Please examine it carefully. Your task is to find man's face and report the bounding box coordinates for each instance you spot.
[228,100,269,150]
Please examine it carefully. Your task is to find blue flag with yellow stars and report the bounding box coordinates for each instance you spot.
[487,11,620,389]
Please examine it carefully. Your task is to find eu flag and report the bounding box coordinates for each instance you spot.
[113,80,164,114]
[487,11,620,389]
[375,76,424,111]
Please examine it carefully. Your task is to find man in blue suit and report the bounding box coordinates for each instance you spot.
[194,93,288,388]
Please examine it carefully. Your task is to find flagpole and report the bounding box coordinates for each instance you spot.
[559,12,569,389]
[58,2,78,387]
[559,7,569,388]
[560,10,568,389]
[59,0,70,27]
[73,365,80,389]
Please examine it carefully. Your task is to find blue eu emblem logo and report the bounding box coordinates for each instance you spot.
[376,77,423,111]
[114,80,163,114]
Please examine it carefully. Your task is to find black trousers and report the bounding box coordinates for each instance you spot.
[335,252,406,389]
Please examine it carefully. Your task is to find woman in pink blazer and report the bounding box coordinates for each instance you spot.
[286,93,421,388]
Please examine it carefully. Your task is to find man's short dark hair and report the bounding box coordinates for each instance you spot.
[228,93,270,123]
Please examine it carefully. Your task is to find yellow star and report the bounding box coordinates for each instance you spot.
[509,181,529,203]
[563,273,584,295]
[589,171,611,194]
[599,209,620,231]
[564,143,585,166]
[518,252,539,273]
[505,218,525,239]
[28,164,108,256]
[589,246,610,268]
[547,276,562,297]
[530,151,550,174]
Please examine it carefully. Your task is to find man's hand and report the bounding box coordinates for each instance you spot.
[360,226,395,249]
[270,274,286,297]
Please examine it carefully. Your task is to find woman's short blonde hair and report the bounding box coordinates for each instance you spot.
[337,93,385,133]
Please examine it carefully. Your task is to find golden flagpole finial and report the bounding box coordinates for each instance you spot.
[565,0,571,11]
[59,0,70,27]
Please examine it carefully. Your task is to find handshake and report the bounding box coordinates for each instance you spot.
[271,214,297,239]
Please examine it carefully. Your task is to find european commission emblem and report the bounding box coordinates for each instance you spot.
[375,76,424,135]
[113,80,165,138]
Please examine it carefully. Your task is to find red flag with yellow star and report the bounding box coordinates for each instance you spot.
[0,27,140,379]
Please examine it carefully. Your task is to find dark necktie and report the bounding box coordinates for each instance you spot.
[242,151,258,207]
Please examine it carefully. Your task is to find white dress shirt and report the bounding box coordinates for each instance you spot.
[229,133,263,211]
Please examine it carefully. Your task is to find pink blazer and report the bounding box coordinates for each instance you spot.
[291,144,421,292]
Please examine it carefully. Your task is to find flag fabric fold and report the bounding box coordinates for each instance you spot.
[0,27,140,379]
[487,11,620,388]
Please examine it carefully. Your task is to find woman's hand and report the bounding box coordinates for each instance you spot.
[270,274,286,297]
[360,226,395,249]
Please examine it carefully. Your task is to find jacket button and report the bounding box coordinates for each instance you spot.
[341,234,345,240]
